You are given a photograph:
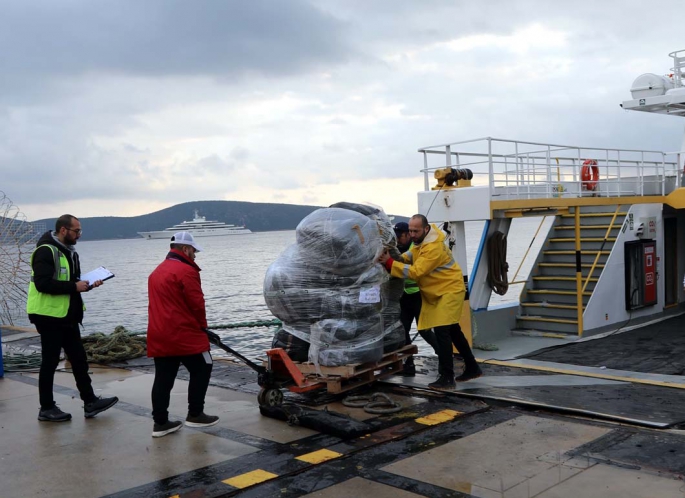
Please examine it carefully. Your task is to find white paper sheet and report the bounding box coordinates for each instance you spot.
[81,266,115,285]
[359,285,381,303]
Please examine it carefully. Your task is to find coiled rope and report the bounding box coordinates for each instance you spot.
[2,350,42,372]
[486,231,509,296]
[81,325,147,363]
[1,319,283,368]
[342,392,403,414]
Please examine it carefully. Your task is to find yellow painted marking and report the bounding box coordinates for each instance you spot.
[533,276,598,282]
[515,331,570,339]
[549,237,616,242]
[479,359,685,390]
[521,303,582,310]
[415,409,463,426]
[518,317,578,324]
[540,332,569,339]
[170,495,180,498]
[295,448,342,464]
[543,250,610,255]
[665,187,685,209]
[492,196,657,212]
[560,212,628,217]
[527,289,591,296]
[556,225,614,229]
[538,263,604,268]
[222,469,278,489]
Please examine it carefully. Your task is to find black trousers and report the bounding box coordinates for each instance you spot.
[36,321,95,410]
[434,323,477,378]
[400,292,438,354]
[151,353,213,425]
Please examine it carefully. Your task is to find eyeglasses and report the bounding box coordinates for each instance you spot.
[66,228,83,235]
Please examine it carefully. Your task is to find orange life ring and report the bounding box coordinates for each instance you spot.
[581,159,599,191]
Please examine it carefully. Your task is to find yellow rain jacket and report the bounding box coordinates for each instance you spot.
[390,224,465,330]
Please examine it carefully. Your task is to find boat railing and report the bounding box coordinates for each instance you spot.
[419,137,681,200]
[669,49,685,88]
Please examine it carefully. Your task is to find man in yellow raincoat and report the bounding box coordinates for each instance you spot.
[379,214,482,390]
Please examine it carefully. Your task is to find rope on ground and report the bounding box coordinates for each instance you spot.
[363,393,403,414]
[119,318,282,337]
[82,325,147,363]
[487,231,509,296]
[474,342,499,351]
[2,351,42,372]
[208,319,282,329]
[342,392,403,414]
[341,394,372,408]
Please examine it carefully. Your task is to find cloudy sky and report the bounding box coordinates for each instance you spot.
[2,0,684,221]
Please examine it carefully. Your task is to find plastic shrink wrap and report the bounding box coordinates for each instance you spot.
[265,204,405,367]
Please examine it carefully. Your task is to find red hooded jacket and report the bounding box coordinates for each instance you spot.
[147,249,209,357]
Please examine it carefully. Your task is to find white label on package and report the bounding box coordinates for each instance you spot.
[359,286,381,303]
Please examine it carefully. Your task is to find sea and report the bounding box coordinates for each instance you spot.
[6,218,552,359]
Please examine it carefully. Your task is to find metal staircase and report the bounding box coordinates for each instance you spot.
[515,205,627,337]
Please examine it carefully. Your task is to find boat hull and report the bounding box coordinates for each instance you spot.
[138,228,252,239]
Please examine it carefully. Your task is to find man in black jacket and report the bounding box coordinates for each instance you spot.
[27,214,118,422]
[394,222,438,376]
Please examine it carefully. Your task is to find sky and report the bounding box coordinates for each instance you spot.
[1,0,685,221]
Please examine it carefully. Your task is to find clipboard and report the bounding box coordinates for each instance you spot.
[81,266,115,285]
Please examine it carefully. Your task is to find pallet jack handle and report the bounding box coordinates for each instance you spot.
[204,328,266,374]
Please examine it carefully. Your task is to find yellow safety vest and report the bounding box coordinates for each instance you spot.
[404,243,420,295]
[26,244,71,318]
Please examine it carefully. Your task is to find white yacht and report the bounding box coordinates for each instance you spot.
[138,210,252,239]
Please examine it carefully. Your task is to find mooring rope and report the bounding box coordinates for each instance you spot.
[207,319,282,329]
[2,350,42,372]
[1,318,280,367]
[81,325,147,363]
[342,392,403,414]
[487,231,509,296]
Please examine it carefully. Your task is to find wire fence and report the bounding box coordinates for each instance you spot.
[0,191,44,325]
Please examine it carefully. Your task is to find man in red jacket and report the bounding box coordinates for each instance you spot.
[147,231,219,438]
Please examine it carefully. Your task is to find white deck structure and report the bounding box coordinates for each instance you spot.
[414,49,685,342]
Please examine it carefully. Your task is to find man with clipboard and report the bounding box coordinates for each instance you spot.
[27,214,119,422]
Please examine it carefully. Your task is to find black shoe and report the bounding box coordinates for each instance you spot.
[38,406,72,422]
[401,360,416,376]
[152,420,183,438]
[84,396,119,418]
[455,365,483,382]
[427,375,456,391]
[185,412,219,427]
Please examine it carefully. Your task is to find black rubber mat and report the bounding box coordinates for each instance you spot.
[457,383,685,428]
[521,313,685,375]
[570,431,685,475]
[385,363,685,428]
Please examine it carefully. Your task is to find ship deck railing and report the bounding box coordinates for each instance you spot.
[419,137,682,201]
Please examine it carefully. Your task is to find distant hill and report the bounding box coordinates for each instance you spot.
[33,200,409,241]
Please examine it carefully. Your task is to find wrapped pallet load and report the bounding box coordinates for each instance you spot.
[264,203,405,367]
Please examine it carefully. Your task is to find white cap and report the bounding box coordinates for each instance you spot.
[171,231,203,252]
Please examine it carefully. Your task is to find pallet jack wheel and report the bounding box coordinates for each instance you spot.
[258,388,284,407]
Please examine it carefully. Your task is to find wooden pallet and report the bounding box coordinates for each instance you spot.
[295,344,418,394]
[295,344,417,376]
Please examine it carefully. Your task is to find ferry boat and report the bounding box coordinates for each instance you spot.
[419,48,685,347]
[137,210,252,239]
